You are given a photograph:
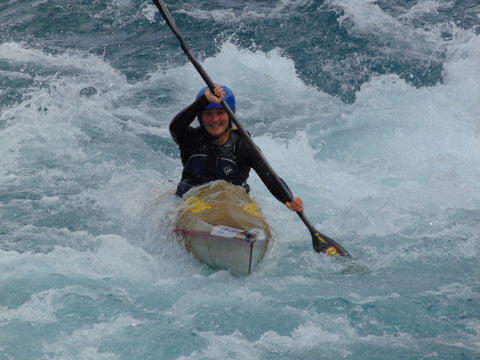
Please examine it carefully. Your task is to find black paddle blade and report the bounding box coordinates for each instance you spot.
[311,230,351,258]
[297,211,351,257]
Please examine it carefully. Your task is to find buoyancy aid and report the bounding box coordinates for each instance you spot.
[175,131,250,196]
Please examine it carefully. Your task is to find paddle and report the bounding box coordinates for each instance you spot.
[152,0,351,258]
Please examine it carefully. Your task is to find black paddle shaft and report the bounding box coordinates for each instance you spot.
[152,0,351,257]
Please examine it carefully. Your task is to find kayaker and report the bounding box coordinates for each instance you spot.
[170,84,304,213]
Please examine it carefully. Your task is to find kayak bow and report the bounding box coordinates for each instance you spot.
[175,181,272,275]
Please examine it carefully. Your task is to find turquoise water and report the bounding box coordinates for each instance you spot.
[1,1,479,359]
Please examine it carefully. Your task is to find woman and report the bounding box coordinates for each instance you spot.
[170,84,304,212]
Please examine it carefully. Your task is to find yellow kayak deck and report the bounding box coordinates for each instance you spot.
[175,181,272,275]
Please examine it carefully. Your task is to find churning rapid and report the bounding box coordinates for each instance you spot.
[1,1,479,359]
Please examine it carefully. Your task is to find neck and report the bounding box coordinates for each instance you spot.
[208,128,231,146]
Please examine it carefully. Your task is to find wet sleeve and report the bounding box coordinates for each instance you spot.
[169,95,209,145]
[242,139,294,204]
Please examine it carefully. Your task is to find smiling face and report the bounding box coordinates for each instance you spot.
[201,108,230,144]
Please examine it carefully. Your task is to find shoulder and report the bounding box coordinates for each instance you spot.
[233,130,256,150]
[231,130,258,161]
[229,130,249,151]
[176,126,206,148]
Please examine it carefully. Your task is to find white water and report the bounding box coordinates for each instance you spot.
[1,14,480,359]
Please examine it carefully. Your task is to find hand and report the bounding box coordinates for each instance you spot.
[204,84,225,104]
[286,197,304,212]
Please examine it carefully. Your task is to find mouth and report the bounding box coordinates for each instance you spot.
[206,123,223,128]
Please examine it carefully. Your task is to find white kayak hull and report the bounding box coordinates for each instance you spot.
[175,181,272,275]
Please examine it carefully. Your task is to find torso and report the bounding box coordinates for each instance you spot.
[176,129,251,196]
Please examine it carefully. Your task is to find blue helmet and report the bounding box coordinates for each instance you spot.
[196,85,235,113]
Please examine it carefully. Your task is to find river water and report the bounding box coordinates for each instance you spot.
[1,1,479,359]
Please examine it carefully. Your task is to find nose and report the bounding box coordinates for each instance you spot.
[206,112,224,123]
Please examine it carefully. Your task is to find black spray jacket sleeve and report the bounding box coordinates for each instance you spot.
[169,94,209,145]
[237,137,294,204]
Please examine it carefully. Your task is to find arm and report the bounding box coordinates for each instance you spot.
[256,158,304,212]
[241,139,304,211]
[169,94,209,145]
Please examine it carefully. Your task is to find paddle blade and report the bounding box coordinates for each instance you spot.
[311,230,351,258]
[296,211,351,257]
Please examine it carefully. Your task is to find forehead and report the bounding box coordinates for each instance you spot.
[202,108,226,115]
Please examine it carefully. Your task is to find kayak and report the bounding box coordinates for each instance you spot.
[174,181,272,275]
